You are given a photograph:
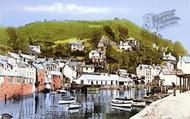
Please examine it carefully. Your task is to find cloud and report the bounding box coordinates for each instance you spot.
[23,3,112,14]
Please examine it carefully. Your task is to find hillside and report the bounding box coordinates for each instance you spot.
[0,19,188,73]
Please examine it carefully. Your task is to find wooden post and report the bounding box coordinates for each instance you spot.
[187,78,190,90]
[183,78,185,92]
[185,78,187,91]
[186,78,188,91]
[180,77,182,93]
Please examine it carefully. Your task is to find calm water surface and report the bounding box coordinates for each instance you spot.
[0,89,145,119]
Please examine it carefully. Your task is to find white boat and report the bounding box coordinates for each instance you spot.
[111,102,132,108]
[111,97,133,104]
[68,109,80,113]
[59,97,76,104]
[132,99,146,107]
[111,97,134,108]
[68,102,81,110]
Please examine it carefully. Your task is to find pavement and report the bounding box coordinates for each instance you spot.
[130,91,190,119]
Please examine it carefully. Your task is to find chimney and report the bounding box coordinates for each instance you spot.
[163,52,166,56]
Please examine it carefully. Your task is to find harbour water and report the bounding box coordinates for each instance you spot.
[0,89,145,119]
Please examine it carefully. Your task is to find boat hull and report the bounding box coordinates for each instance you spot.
[111,99,133,104]
[59,99,76,104]
[111,102,132,108]
[132,101,146,107]
[111,106,132,111]
[68,104,81,110]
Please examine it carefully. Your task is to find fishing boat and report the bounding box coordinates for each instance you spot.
[111,97,133,108]
[59,96,76,104]
[111,97,133,103]
[68,102,81,110]
[68,109,80,113]
[132,99,146,107]
[111,102,132,108]
[0,113,13,119]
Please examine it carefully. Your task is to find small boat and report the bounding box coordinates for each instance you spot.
[0,113,13,119]
[59,96,76,104]
[68,102,81,110]
[132,99,146,107]
[111,102,132,108]
[111,97,133,104]
[68,109,80,113]
[57,89,69,94]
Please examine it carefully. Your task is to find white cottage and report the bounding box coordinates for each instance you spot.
[82,65,95,74]
[89,50,105,63]
[70,41,84,52]
[159,69,180,86]
[163,52,176,62]
[177,56,190,74]
[119,41,132,51]
[29,45,41,54]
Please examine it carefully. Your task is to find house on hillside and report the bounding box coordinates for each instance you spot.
[20,53,36,63]
[117,69,128,77]
[98,36,109,49]
[29,45,41,55]
[82,65,95,74]
[89,50,104,63]
[127,37,140,48]
[177,56,190,74]
[152,43,159,50]
[162,61,175,71]
[70,41,84,52]
[163,52,177,63]
[8,52,21,64]
[119,41,132,51]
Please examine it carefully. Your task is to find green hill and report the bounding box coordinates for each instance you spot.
[0,19,188,73]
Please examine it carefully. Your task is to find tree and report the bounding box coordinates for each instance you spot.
[118,25,128,39]
[6,27,19,51]
[173,41,187,56]
[6,27,29,52]
[103,25,115,41]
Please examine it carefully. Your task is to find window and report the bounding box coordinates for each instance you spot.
[30,79,33,84]
[8,77,14,84]
[16,77,23,84]
[0,77,4,87]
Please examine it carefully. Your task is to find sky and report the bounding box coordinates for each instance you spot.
[0,0,189,53]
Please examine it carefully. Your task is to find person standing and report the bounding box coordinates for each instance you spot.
[172,82,176,96]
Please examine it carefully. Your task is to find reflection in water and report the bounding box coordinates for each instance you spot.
[0,89,145,119]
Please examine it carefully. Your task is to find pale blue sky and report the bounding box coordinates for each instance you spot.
[0,0,189,53]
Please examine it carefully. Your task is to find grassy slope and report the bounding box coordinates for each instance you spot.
[0,19,187,56]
